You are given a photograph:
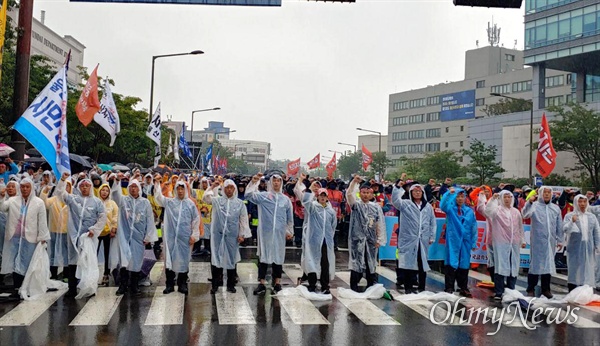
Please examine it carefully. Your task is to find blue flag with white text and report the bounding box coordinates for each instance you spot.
[205,143,213,173]
[179,124,192,159]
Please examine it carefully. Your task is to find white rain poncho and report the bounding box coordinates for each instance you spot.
[41,180,70,267]
[0,181,20,260]
[154,181,200,273]
[246,175,293,265]
[484,190,524,277]
[20,242,67,300]
[345,180,386,274]
[390,184,436,271]
[522,186,564,275]
[203,180,251,270]
[56,178,107,265]
[110,179,158,272]
[564,195,600,286]
[293,182,336,280]
[0,178,50,275]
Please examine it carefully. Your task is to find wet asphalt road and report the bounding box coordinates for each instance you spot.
[0,247,598,346]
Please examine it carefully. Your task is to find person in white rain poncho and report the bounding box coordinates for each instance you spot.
[565,195,600,291]
[484,190,525,300]
[0,180,20,285]
[346,175,386,292]
[294,175,336,294]
[40,180,71,281]
[522,186,564,298]
[154,179,200,295]
[0,178,50,298]
[203,179,251,294]
[390,182,436,294]
[56,173,107,298]
[246,173,293,295]
[111,175,158,296]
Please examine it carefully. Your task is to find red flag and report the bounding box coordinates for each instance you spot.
[362,144,373,171]
[326,153,337,177]
[75,64,100,126]
[287,158,301,177]
[535,113,557,178]
[307,153,321,170]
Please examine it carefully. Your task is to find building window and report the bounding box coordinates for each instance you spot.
[408,114,424,124]
[512,81,532,93]
[545,95,564,107]
[426,112,440,122]
[445,142,448,148]
[408,130,425,140]
[476,80,485,89]
[426,143,441,152]
[427,96,440,105]
[407,144,424,153]
[392,101,409,111]
[409,98,427,108]
[392,145,407,154]
[426,128,441,138]
[566,73,573,85]
[505,54,515,61]
[475,98,485,106]
[392,116,408,126]
[490,84,511,94]
[566,94,574,103]
[392,131,407,141]
[460,141,464,147]
[460,126,464,132]
[545,75,565,88]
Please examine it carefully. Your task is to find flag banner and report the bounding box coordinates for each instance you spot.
[14,66,71,178]
[307,153,320,170]
[146,103,161,167]
[535,113,557,178]
[287,157,301,177]
[362,144,373,171]
[179,124,192,159]
[75,64,100,126]
[173,131,180,163]
[326,153,337,176]
[93,80,120,146]
[166,133,173,156]
[205,143,213,173]
[0,0,8,86]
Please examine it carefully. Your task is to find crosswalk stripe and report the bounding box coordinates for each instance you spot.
[237,263,258,284]
[215,288,256,325]
[0,288,67,327]
[277,295,330,325]
[144,287,185,325]
[150,262,165,284]
[282,264,305,286]
[335,271,366,286]
[69,287,123,326]
[189,262,212,283]
[330,289,400,325]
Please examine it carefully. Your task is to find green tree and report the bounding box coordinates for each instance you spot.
[337,151,363,180]
[462,139,505,185]
[418,151,464,181]
[541,173,573,187]
[371,151,392,179]
[481,97,532,117]
[547,103,600,191]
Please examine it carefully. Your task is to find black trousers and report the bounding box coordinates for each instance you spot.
[307,243,330,291]
[97,234,111,275]
[258,262,282,281]
[527,273,551,293]
[67,264,78,292]
[166,269,189,287]
[445,265,469,291]
[293,216,303,246]
[12,273,24,289]
[211,265,236,289]
[402,245,427,292]
[350,248,378,291]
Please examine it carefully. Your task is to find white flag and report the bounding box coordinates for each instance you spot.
[93,80,120,146]
[14,66,71,178]
[174,131,180,164]
[146,103,161,167]
[166,133,173,156]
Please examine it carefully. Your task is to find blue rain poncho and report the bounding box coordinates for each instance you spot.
[521,186,564,275]
[203,180,251,270]
[484,190,524,277]
[56,178,107,266]
[440,188,477,270]
[109,179,158,272]
[0,178,50,275]
[246,175,293,265]
[390,184,436,271]
[346,180,386,274]
[154,181,200,273]
[566,195,600,286]
[294,182,337,280]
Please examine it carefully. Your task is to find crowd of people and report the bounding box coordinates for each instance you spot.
[0,155,599,302]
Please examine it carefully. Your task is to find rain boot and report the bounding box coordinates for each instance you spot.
[444,265,456,293]
[130,271,141,296]
[163,269,176,294]
[177,272,189,295]
[116,268,128,296]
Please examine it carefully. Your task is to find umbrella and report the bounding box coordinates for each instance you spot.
[25,157,47,164]
[152,164,173,175]
[127,163,143,170]
[97,164,114,172]
[0,143,15,157]
[26,148,41,157]
[110,163,130,172]
[70,153,93,169]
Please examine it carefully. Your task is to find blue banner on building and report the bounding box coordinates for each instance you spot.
[70,0,281,5]
[440,90,476,122]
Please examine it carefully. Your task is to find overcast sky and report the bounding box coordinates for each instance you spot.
[35,0,524,160]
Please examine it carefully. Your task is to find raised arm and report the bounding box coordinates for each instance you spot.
[484,194,500,220]
[111,175,123,207]
[56,173,74,205]
[202,181,221,205]
[153,182,168,207]
[391,185,406,211]
[346,175,362,207]
[521,192,537,219]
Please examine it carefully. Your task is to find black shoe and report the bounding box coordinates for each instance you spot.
[459,289,472,298]
[321,289,331,295]
[273,284,282,294]
[405,288,418,294]
[308,286,316,292]
[178,283,189,295]
[210,287,218,294]
[65,289,77,298]
[417,288,426,293]
[130,285,141,296]
[542,290,554,299]
[396,283,404,289]
[116,285,127,296]
[253,284,267,295]
[9,292,20,299]
[493,294,502,301]
[163,286,175,294]
[444,288,454,294]
[226,286,236,293]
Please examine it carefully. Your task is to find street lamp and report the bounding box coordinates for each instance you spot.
[490,92,534,182]
[149,50,204,121]
[329,150,344,157]
[190,107,221,143]
[338,142,357,153]
[357,127,383,180]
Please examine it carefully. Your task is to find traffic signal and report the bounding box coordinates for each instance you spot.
[453,0,522,8]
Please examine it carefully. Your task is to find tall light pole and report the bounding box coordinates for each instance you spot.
[338,142,357,153]
[357,127,383,179]
[329,149,344,158]
[190,107,220,170]
[490,92,534,182]
[149,50,204,121]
